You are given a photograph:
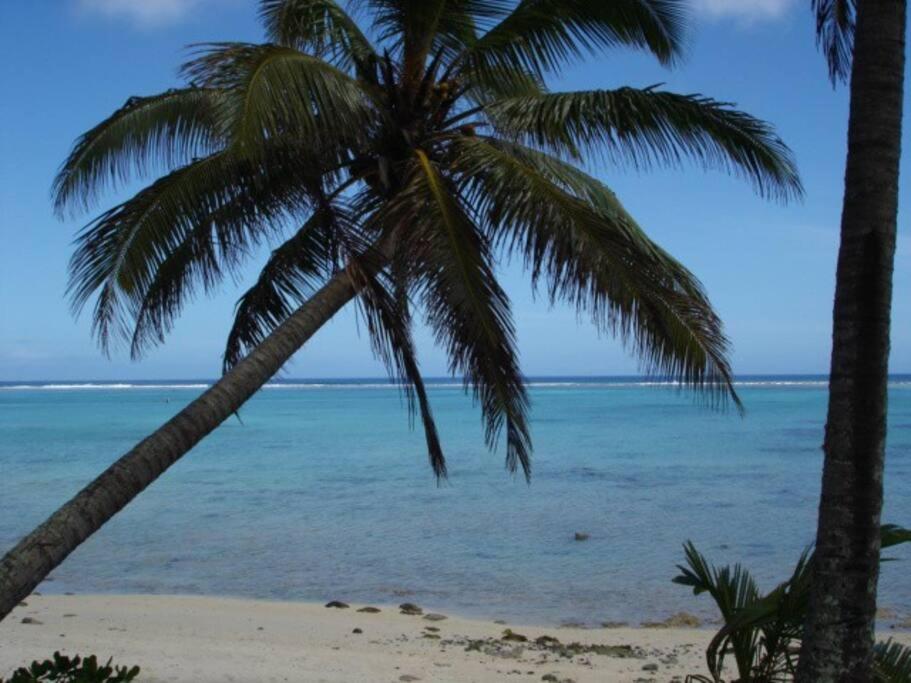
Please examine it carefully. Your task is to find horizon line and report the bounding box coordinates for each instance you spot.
[4,372,911,385]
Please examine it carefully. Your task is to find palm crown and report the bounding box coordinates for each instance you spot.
[55,0,802,481]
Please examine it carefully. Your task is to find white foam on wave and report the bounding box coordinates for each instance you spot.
[3,378,908,391]
[2,383,211,390]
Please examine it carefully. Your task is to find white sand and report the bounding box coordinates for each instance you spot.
[1,595,908,682]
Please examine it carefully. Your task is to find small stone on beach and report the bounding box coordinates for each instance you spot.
[399,603,423,615]
[559,621,587,629]
[357,606,381,613]
[641,612,701,628]
[423,613,447,621]
[535,635,560,646]
[325,601,349,609]
[21,617,42,625]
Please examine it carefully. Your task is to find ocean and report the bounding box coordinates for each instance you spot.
[1,376,909,626]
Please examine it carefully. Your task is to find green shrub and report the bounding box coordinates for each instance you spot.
[676,524,911,682]
[0,652,139,683]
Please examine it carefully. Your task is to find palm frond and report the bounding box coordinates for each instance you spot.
[462,0,687,90]
[222,201,352,371]
[128,213,230,359]
[258,0,377,72]
[361,0,442,76]
[396,149,532,478]
[362,0,497,83]
[225,217,448,479]
[181,43,374,151]
[881,524,911,551]
[353,263,448,479]
[461,68,547,109]
[812,0,856,85]
[874,639,911,683]
[69,148,317,354]
[710,548,811,681]
[673,542,761,616]
[422,1,515,68]
[674,541,761,680]
[53,87,225,217]
[678,528,911,683]
[452,136,740,408]
[487,87,802,201]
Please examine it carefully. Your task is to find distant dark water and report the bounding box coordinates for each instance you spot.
[1,376,909,625]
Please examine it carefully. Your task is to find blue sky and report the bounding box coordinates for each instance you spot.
[0,0,908,381]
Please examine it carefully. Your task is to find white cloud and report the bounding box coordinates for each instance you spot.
[77,0,205,26]
[693,0,797,22]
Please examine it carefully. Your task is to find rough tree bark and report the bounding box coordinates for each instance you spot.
[797,0,906,680]
[0,263,371,622]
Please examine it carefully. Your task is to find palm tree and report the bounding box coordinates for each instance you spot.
[798,1,906,680]
[0,0,801,622]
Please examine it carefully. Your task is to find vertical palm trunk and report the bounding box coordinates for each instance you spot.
[798,0,906,680]
[0,265,367,622]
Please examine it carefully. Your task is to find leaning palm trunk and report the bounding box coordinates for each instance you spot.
[798,0,906,680]
[0,265,365,622]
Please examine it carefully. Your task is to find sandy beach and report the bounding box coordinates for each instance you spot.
[3,594,903,682]
[0,594,734,682]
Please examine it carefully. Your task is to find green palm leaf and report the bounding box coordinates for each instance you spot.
[225,215,448,478]
[127,213,232,359]
[223,201,353,370]
[355,266,448,479]
[427,0,511,58]
[462,68,546,107]
[69,148,317,353]
[258,0,377,71]
[812,0,856,85]
[400,149,532,477]
[487,87,802,200]
[677,527,910,682]
[674,541,762,681]
[53,87,225,217]
[874,639,911,683]
[181,43,375,151]
[453,136,740,407]
[461,0,687,90]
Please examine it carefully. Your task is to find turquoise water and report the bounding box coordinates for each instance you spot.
[1,377,910,625]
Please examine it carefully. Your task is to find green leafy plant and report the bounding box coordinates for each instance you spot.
[675,525,911,682]
[874,639,911,683]
[0,652,139,683]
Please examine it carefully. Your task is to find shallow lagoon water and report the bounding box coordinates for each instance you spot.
[1,377,909,625]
